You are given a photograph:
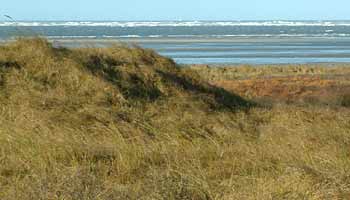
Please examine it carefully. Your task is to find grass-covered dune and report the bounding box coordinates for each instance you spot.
[0,38,350,199]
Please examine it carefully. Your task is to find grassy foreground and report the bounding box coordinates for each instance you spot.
[0,38,350,200]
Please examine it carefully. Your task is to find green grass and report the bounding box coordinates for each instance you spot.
[0,38,350,199]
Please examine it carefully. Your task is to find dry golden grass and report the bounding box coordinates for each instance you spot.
[190,64,350,81]
[192,64,350,107]
[0,38,350,199]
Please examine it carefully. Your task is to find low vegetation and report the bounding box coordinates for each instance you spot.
[192,64,350,107]
[0,38,350,199]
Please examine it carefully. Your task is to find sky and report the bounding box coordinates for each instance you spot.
[0,0,349,21]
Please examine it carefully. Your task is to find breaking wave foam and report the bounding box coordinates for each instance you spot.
[2,21,350,27]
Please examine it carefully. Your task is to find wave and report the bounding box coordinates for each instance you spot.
[46,36,98,39]
[2,21,350,27]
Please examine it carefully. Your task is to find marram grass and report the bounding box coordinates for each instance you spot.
[0,38,349,199]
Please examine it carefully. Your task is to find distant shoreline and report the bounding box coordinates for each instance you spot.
[2,37,350,65]
[3,36,350,43]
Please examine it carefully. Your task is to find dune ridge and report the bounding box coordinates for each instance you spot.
[0,38,349,199]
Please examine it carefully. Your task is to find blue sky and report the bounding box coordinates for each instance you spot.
[1,0,349,21]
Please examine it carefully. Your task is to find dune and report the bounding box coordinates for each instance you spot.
[0,38,349,199]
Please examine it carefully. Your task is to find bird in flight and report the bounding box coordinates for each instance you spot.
[4,15,14,20]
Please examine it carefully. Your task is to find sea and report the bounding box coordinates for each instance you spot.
[2,20,350,65]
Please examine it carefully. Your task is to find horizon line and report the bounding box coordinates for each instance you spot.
[1,19,350,22]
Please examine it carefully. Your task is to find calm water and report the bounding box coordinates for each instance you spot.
[2,20,350,64]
